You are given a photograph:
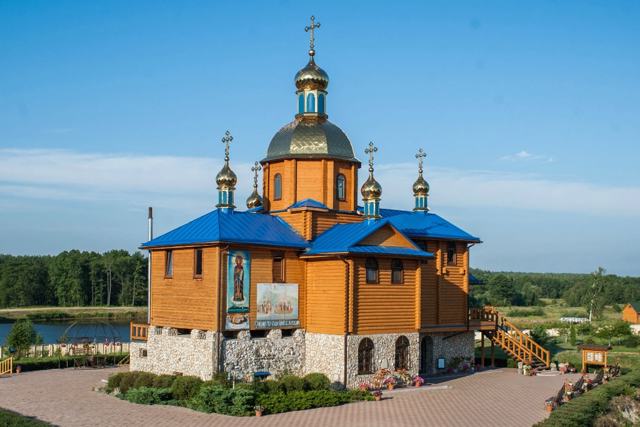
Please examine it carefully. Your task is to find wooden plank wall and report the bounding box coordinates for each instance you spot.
[359,225,414,247]
[311,211,362,238]
[305,259,347,334]
[151,247,220,331]
[354,258,418,334]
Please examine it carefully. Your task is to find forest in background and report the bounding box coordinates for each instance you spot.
[0,251,148,309]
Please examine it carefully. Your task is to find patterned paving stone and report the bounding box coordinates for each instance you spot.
[0,367,578,427]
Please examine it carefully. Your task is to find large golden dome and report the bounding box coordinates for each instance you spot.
[361,174,382,200]
[295,58,329,91]
[263,118,358,163]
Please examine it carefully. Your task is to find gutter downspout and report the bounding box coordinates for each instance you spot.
[465,242,477,331]
[217,245,230,374]
[339,256,350,388]
[147,207,153,324]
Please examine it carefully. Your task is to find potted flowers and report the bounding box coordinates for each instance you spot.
[383,376,397,390]
[544,398,555,413]
[394,369,411,387]
[412,375,425,387]
[254,405,264,417]
[371,389,383,401]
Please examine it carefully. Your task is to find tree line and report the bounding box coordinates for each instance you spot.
[470,267,640,317]
[0,250,148,308]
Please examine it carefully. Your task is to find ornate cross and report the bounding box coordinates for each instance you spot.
[305,15,321,52]
[251,161,262,188]
[221,130,233,161]
[416,148,426,174]
[365,141,378,172]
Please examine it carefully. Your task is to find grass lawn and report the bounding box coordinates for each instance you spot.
[0,306,147,322]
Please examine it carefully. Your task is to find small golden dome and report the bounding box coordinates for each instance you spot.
[246,189,263,209]
[413,174,429,196]
[361,174,382,200]
[295,57,329,91]
[216,162,237,189]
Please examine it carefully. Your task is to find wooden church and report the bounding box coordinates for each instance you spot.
[130,17,507,387]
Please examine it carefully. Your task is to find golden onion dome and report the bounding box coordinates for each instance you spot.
[264,118,358,163]
[295,57,329,91]
[413,174,429,196]
[361,174,382,200]
[215,162,237,189]
[246,189,263,209]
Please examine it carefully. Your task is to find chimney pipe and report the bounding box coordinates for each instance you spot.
[147,207,153,324]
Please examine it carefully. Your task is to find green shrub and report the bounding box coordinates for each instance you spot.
[303,373,331,391]
[0,408,51,426]
[621,335,640,348]
[506,308,544,317]
[106,372,125,393]
[152,374,176,389]
[211,372,231,387]
[125,387,173,405]
[171,375,203,401]
[14,353,128,373]
[257,389,364,414]
[133,371,157,389]
[278,374,305,393]
[188,384,255,416]
[119,372,141,394]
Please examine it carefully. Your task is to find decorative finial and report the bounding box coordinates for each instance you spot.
[365,141,378,173]
[416,148,426,175]
[305,15,321,57]
[251,161,262,189]
[221,130,233,162]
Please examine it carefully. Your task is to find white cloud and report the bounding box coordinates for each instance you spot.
[1,148,638,218]
[501,150,554,162]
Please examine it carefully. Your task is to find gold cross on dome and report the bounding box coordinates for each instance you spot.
[416,148,426,173]
[251,161,262,187]
[365,141,378,172]
[305,15,321,52]
[221,130,233,161]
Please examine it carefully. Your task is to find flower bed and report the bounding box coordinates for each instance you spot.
[105,371,373,416]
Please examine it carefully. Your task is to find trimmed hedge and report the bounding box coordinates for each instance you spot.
[124,387,173,405]
[13,353,128,372]
[188,385,256,416]
[171,375,203,401]
[0,408,51,426]
[303,373,331,391]
[257,389,372,414]
[536,370,640,427]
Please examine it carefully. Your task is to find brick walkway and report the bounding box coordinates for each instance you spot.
[0,368,576,427]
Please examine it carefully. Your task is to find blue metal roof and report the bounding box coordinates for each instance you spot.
[305,220,433,258]
[469,273,483,285]
[141,210,308,249]
[386,212,481,242]
[288,199,329,210]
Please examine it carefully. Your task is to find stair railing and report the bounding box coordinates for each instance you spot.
[0,357,13,376]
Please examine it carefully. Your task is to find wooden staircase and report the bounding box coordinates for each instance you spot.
[471,307,550,369]
[0,357,13,376]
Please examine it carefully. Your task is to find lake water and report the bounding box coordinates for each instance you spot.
[0,321,131,344]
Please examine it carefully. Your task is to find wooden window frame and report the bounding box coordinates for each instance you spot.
[394,336,410,370]
[272,252,285,283]
[274,173,282,201]
[446,242,457,266]
[164,250,173,279]
[391,258,404,284]
[365,258,379,284]
[336,173,346,201]
[193,248,203,279]
[358,338,374,375]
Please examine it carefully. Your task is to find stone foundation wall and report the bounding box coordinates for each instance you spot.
[304,332,345,384]
[221,329,305,380]
[423,332,475,374]
[129,326,218,380]
[346,332,419,388]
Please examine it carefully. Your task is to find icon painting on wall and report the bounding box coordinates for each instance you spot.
[226,250,250,330]
[256,283,300,329]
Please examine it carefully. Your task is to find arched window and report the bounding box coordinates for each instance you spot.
[365,258,378,284]
[318,93,325,114]
[306,93,316,113]
[298,94,304,114]
[358,338,374,374]
[395,336,410,370]
[391,259,404,284]
[274,174,282,200]
[336,174,346,201]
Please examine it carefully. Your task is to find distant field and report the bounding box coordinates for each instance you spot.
[0,306,147,321]
[496,299,621,329]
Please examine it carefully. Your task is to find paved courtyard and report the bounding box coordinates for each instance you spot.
[0,367,576,427]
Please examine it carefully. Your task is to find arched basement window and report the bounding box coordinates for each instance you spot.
[318,93,326,114]
[358,338,374,374]
[365,258,379,284]
[274,174,282,200]
[336,174,346,201]
[391,259,404,284]
[306,93,316,113]
[298,94,304,114]
[395,336,410,370]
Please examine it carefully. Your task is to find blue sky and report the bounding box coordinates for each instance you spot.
[1,0,639,275]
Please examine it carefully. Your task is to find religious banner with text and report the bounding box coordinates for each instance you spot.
[225,250,250,330]
[256,283,299,329]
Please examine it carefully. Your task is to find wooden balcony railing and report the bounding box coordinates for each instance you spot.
[130,322,149,341]
[0,357,13,376]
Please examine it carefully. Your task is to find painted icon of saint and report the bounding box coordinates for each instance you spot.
[233,255,245,302]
